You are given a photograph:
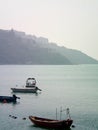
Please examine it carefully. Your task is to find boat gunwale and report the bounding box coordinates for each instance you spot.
[29,116,73,125]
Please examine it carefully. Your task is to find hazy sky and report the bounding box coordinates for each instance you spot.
[0,0,98,60]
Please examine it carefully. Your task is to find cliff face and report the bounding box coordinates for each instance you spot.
[0,29,97,65]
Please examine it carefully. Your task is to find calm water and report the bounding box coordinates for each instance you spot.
[0,65,98,130]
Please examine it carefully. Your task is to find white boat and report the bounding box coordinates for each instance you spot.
[11,78,42,93]
[11,87,38,93]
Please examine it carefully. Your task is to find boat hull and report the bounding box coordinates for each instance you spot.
[29,116,73,129]
[26,85,36,88]
[0,95,19,103]
[11,88,37,93]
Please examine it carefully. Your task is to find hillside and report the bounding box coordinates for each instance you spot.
[0,29,98,65]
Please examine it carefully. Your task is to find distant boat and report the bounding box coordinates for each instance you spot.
[0,94,20,103]
[29,108,73,129]
[11,78,42,93]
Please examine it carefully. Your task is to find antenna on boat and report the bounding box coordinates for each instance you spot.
[56,107,71,120]
[60,106,62,120]
[66,108,71,119]
[56,108,57,120]
[60,106,66,120]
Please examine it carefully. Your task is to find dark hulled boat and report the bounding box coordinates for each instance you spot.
[0,94,20,103]
[29,108,73,129]
[29,116,73,129]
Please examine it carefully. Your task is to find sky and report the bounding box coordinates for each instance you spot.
[0,0,98,60]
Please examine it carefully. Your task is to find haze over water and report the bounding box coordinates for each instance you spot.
[0,65,98,130]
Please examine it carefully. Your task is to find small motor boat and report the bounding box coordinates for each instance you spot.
[0,94,20,103]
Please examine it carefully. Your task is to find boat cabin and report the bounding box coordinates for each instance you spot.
[26,78,36,87]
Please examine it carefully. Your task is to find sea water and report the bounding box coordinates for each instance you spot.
[0,65,98,130]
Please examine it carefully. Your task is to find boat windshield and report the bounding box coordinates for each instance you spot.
[26,78,36,86]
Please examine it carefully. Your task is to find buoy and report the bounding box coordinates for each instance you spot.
[12,116,17,119]
[14,116,17,119]
[22,117,26,120]
[72,125,75,128]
